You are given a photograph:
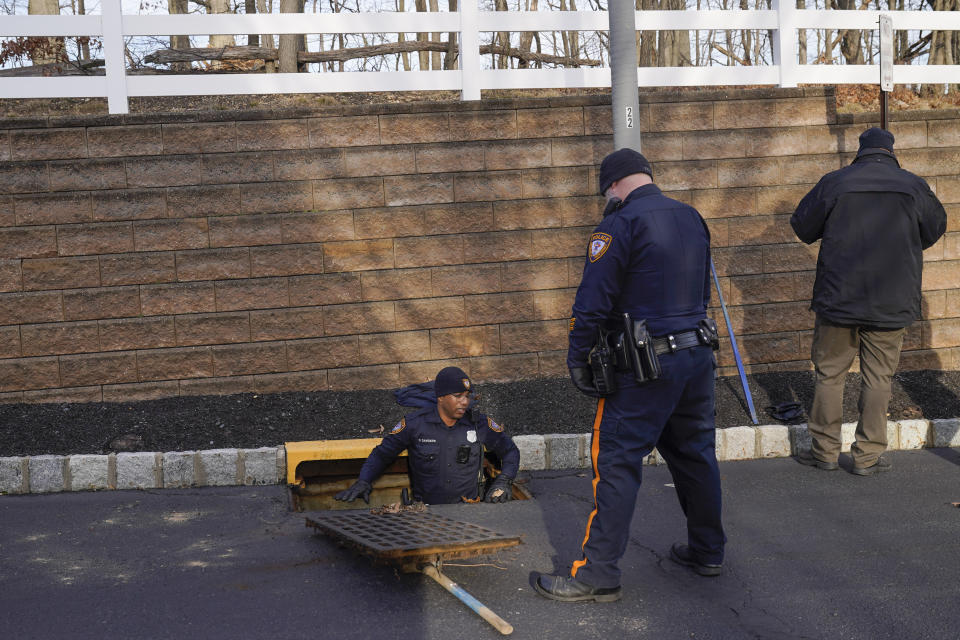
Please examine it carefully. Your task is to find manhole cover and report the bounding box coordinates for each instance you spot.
[306,510,521,563]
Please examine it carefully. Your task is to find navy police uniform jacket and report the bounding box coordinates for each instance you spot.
[357,405,520,504]
[790,151,946,329]
[567,183,711,368]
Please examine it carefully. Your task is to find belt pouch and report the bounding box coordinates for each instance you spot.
[697,318,720,351]
[633,320,662,381]
[621,313,645,383]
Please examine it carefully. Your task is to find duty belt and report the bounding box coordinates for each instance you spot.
[611,328,704,372]
[651,330,702,355]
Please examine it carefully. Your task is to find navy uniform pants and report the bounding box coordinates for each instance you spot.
[571,344,725,589]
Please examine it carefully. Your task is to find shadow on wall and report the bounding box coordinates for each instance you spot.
[713,206,816,419]
[898,295,960,435]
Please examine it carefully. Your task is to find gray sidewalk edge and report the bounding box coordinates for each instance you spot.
[2,419,959,495]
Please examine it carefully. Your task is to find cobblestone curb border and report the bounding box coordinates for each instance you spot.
[2,419,959,495]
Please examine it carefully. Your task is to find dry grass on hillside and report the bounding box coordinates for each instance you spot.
[2,84,959,119]
[835,84,960,113]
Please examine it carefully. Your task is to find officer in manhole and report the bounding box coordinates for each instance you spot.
[335,366,520,505]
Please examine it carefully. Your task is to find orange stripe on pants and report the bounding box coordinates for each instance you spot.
[571,397,604,578]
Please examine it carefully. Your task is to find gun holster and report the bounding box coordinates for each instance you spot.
[621,314,661,385]
[588,328,618,396]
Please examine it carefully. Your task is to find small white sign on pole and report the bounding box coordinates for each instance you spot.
[879,14,894,92]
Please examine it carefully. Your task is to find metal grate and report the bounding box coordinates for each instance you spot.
[306,510,521,563]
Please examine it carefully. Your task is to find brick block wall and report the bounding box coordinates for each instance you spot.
[1,88,958,403]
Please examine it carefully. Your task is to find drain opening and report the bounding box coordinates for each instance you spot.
[287,442,531,511]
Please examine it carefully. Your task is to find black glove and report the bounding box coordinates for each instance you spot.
[484,476,512,503]
[569,366,600,398]
[335,479,372,504]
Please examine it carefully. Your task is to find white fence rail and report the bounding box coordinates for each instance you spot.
[3,1,960,114]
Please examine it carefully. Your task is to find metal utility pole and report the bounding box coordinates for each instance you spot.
[607,0,642,151]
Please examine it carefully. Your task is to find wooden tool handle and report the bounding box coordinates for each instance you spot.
[420,563,513,635]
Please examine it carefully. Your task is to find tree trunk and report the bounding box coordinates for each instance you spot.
[740,0,751,65]
[257,0,277,72]
[638,0,657,67]
[429,0,442,71]
[169,0,192,72]
[279,0,300,72]
[397,0,412,70]
[144,41,602,67]
[796,0,806,63]
[517,0,537,69]
[208,0,237,70]
[834,0,863,65]
[568,0,580,67]
[416,0,430,70]
[77,0,91,60]
[657,0,688,66]
[28,0,64,65]
[495,0,510,69]
[246,0,259,47]
[921,0,954,95]
[444,0,458,69]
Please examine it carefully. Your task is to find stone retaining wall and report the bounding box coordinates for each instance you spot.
[1,89,958,403]
[2,419,958,494]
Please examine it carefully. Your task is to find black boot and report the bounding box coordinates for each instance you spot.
[533,574,622,602]
[670,543,722,577]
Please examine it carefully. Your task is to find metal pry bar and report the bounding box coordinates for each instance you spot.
[710,259,759,425]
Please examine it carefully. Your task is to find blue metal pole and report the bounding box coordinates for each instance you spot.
[711,259,758,425]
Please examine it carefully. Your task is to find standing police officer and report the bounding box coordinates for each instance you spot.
[535,148,726,603]
[335,366,520,505]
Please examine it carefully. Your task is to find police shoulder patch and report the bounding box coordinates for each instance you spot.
[588,232,613,263]
[389,418,406,434]
[487,417,504,433]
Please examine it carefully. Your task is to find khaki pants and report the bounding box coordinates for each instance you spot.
[808,316,905,467]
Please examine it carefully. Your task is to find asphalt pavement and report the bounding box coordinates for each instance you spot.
[2,448,959,640]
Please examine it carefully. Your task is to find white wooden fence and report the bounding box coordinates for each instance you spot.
[3,1,960,114]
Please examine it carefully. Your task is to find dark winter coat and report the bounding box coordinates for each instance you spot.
[790,150,947,328]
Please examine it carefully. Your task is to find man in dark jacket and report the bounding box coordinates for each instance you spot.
[791,127,946,476]
[334,366,520,504]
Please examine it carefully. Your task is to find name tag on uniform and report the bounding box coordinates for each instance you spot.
[466,430,477,443]
[419,438,437,444]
